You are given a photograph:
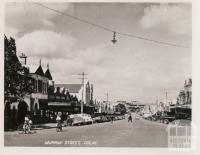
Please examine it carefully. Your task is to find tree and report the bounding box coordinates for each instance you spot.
[115,103,126,114]
[4,35,33,102]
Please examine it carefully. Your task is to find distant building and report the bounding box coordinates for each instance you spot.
[90,84,94,104]
[86,81,91,104]
[56,81,94,105]
[177,78,192,105]
[55,82,95,114]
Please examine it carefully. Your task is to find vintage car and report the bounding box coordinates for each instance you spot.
[65,114,93,126]
[65,116,84,126]
[92,116,102,123]
[159,111,176,124]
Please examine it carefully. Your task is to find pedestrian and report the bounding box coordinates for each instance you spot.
[56,112,62,132]
[128,114,132,123]
[23,115,31,133]
[111,116,114,124]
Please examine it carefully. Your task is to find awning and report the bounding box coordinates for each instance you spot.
[48,102,71,106]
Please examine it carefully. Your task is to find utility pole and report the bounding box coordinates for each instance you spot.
[19,53,27,65]
[106,93,108,113]
[77,72,88,114]
[166,92,168,105]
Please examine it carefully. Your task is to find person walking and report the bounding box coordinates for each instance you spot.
[128,114,132,123]
[111,116,114,124]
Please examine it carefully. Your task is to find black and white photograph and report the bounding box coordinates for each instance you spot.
[3,1,194,149]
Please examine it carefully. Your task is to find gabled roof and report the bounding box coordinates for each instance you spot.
[27,65,38,74]
[55,84,82,93]
[45,69,53,80]
[35,65,45,76]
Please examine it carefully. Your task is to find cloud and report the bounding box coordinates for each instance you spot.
[16,30,76,59]
[11,3,191,102]
[15,31,191,102]
[15,30,111,85]
[140,4,191,35]
[5,3,73,37]
[42,19,54,27]
[75,45,110,66]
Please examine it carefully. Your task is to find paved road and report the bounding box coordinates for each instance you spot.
[4,118,168,147]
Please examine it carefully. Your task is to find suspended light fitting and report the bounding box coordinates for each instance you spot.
[111,32,117,44]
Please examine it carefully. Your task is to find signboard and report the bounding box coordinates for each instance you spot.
[74,107,79,111]
[56,96,60,99]
[49,95,55,99]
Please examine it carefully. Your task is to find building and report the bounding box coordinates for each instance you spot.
[90,84,94,104]
[55,82,95,114]
[86,81,91,104]
[28,62,49,117]
[168,78,192,119]
[177,78,192,105]
[47,85,80,117]
[55,84,83,102]
[4,60,51,129]
[55,81,94,105]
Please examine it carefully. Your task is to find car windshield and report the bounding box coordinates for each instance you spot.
[74,117,84,121]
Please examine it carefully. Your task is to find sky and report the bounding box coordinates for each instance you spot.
[5,2,191,103]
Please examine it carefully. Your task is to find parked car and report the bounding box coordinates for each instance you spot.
[169,119,191,127]
[66,117,85,126]
[66,114,93,126]
[151,112,162,121]
[135,115,140,120]
[159,111,176,124]
[79,114,93,124]
[100,115,110,123]
[176,112,191,120]
[115,116,120,120]
[160,115,176,124]
[92,116,102,123]
[143,113,153,121]
[143,113,152,119]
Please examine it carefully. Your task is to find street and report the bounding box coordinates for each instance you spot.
[4,118,168,147]
[4,2,192,150]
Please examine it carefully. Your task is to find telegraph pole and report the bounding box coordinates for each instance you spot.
[19,53,27,65]
[166,92,168,105]
[106,93,108,113]
[77,72,88,113]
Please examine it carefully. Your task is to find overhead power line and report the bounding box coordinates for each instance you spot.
[35,3,191,49]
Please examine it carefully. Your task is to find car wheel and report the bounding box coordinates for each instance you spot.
[164,119,169,124]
